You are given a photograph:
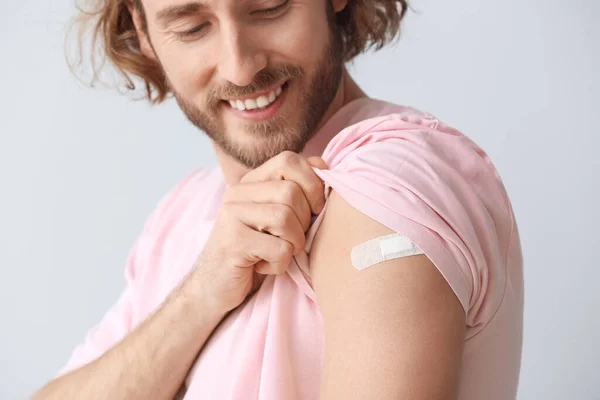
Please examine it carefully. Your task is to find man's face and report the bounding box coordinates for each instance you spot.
[140,0,344,168]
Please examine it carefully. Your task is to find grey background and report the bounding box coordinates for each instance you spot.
[1,0,598,399]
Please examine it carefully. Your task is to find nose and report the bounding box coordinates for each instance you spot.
[217,23,267,87]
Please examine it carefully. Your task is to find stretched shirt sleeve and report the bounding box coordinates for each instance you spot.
[314,115,512,332]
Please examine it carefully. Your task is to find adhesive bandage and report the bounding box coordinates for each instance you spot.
[350,233,424,271]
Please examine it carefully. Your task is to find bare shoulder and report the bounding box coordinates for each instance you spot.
[309,190,466,400]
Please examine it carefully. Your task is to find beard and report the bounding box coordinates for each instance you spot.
[170,11,344,169]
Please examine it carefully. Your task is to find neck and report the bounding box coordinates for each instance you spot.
[214,68,367,185]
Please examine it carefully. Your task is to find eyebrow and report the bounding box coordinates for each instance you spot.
[155,2,206,24]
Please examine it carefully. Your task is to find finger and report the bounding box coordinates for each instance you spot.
[244,230,294,275]
[223,180,311,232]
[241,151,325,215]
[229,202,306,255]
[254,258,291,275]
[250,271,266,293]
[306,156,328,170]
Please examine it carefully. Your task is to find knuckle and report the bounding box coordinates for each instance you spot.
[239,171,251,183]
[277,240,294,258]
[279,180,299,206]
[279,150,301,167]
[221,212,245,237]
[270,204,286,226]
[272,204,294,227]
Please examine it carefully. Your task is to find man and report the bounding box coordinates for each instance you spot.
[33,0,524,399]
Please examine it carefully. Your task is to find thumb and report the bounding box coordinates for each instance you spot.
[306,156,328,170]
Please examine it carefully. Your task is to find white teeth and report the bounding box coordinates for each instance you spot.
[256,95,270,108]
[228,84,284,111]
[245,99,258,110]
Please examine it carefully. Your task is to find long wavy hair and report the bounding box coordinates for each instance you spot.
[68,0,410,104]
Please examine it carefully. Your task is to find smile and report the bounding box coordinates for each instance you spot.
[223,82,289,121]
[227,85,283,111]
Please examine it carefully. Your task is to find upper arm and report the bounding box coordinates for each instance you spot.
[310,190,466,400]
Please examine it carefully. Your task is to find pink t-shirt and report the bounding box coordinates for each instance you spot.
[59,98,524,399]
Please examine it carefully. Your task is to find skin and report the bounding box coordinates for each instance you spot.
[32,0,466,398]
[311,190,466,399]
[32,153,329,400]
[136,0,352,172]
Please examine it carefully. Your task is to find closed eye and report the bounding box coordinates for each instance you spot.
[175,22,210,39]
[174,0,291,40]
[252,0,291,17]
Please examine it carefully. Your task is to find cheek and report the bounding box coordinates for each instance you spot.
[271,25,318,62]
[156,41,213,98]
[259,4,330,71]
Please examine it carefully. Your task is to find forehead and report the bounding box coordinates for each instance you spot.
[144,0,294,30]
[141,0,268,17]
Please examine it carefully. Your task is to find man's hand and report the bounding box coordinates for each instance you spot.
[31,151,327,400]
[192,151,328,314]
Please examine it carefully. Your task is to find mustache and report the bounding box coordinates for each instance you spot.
[207,65,304,105]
